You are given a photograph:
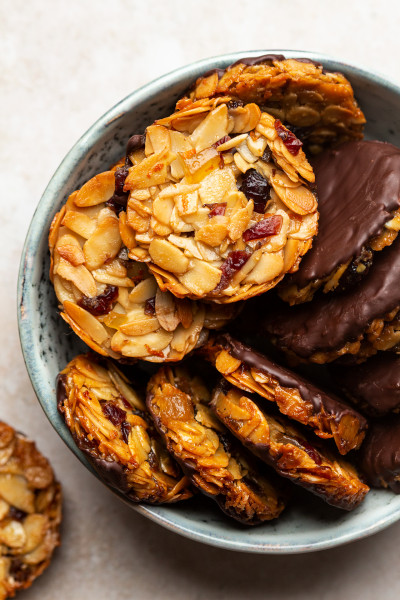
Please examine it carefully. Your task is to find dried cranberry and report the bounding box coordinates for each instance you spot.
[239,168,271,213]
[106,166,130,214]
[274,120,303,156]
[78,285,118,316]
[205,202,227,217]
[300,440,322,465]
[214,250,250,291]
[227,99,244,109]
[121,421,131,444]
[243,215,283,242]
[261,146,272,162]
[102,402,126,426]
[8,507,27,521]
[144,297,156,316]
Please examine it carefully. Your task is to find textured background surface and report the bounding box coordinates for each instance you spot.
[2,0,400,597]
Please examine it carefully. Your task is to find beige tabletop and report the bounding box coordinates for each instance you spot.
[2,1,400,597]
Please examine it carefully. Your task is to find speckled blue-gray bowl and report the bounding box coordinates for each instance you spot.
[17,50,400,553]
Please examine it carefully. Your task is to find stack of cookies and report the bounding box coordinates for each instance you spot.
[48,54,400,531]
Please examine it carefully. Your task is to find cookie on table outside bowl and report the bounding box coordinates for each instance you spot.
[0,422,61,600]
[49,173,236,361]
[146,366,286,525]
[251,234,400,364]
[181,54,365,153]
[120,97,318,303]
[280,141,400,304]
[211,383,369,511]
[203,334,367,455]
[332,354,400,417]
[57,354,193,503]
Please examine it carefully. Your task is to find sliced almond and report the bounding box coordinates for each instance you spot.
[198,167,236,205]
[55,258,97,297]
[0,520,26,548]
[62,210,97,239]
[83,210,122,270]
[146,124,171,153]
[63,301,108,344]
[124,149,177,190]
[111,329,173,357]
[128,277,157,303]
[74,171,115,207]
[155,289,180,332]
[20,514,48,554]
[119,211,136,248]
[149,239,190,274]
[0,474,35,514]
[179,259,221,296]
[244,251,284,284]
[195,221,228,247]
[271,180,317,215]
[189,104,229,153]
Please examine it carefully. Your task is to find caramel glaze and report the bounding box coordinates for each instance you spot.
[333,354,400,416]
[290,141,400,288]
[220,334,366,428]
[360,419,400,492]
[257,234,400,358]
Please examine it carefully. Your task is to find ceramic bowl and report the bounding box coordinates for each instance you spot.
[17,50,400,553]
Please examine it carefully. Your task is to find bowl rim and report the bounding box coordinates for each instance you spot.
[17,48,400,554]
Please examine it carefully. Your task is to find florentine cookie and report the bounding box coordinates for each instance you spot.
[253,235,400,364]
[146,366,286,525]
[49,175,236,361]
[119,97,318,303]
[57,354,192,503]
[204,335,367,454]
[280,141,400,304]
[212,384,369,510]
[180,54,365,153]
[0,422,61,600]
[332,354,400,417]
[360,420,400,492]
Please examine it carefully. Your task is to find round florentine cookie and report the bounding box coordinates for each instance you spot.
[146,366,286,525]
[332,354,400,417]
[360,419,400,492]
[211,383,369,510]
[119,97,318,303]
[180,54,365,153]
[49,176,237,361]
[57,353,193,503]
[0,422,61,600]
[203,335,367,455]
[250,235,400,364]
[280,141,400,304]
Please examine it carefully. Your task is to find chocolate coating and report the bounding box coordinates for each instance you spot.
[360,419,400,492]
[333,354,400,416]
[230,54,286,68]
[221,335,366,427]
[290,141,400,288]
[259,235,400,358]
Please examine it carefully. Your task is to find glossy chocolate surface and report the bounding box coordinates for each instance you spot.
[291,141,400,287]
[361,419,400,492]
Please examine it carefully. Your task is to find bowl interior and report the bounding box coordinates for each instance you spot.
[18,50,400,553]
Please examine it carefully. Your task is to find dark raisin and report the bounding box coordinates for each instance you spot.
[102,402,126,426]
[144,297,156,316]
[227,99,244,109]
[8,507,27,521]
[274,120,303,156]
[239,168,271,213]
[10,560,29,583]
[117,246,130,263]
[205,202,227,217]
[243,215,283,242]
[261,146,272,162]
[78,285,118,316]
[106,166,130,214]
[147,448,158,468]
[214,250,250,292]
[126,133,145,158]
[121,421,131,444]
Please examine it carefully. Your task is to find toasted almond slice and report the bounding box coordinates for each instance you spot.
[152,195,175,225]
[127,205,150,233]
[62,210,97,239]
[195,221,228,247]
[0,520,26,548]
[215,349,242,375]
[175,298,194,329]
[155,289,180,332]
[55,258,97,297]
[63,301,108,344]
[149,239,190,274]
[20,514,48,554]
[74,171,115,207]
[170,306,205,353]
[83,210,122,270]
[146,124,171,153]
[236,140,258,164]
[119,211,136,248]
[179,259,221,296]
[0,474,35,514]
[215,133,248,152]
[174,190,199,216]
[56,243,85,267]
[198,167,236,205]
[271,180,317,215]
[128,277,158,303]
[124,149,177,190]
[244,251,284,284]
[119,313,160,336]
[231,103,261,133]
[190,104,229,153]
[111,330,173,357]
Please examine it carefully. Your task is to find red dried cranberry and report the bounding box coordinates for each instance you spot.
[243,215,283,242]
[144,297,156,316]
[121,421,131,444]
[205,202,227,217]
[102,402,126,426]
[261,146,272,162]
[214,250,250,291]
[239,168,271,213]
[298,439,322,465]
[106,166,130,214]
[274,120,303,156]
[213,136,231,149]
[78,285,118,316]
